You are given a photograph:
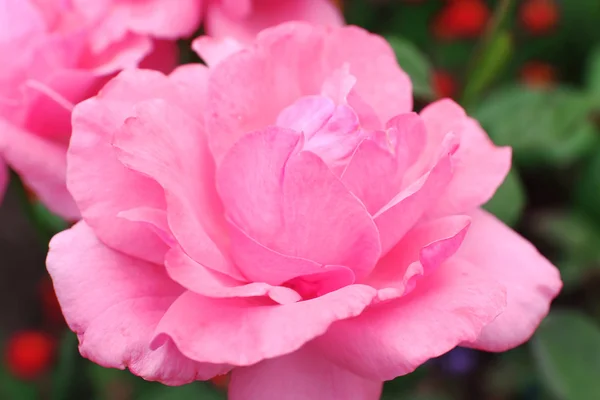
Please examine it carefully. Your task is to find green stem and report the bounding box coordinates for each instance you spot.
[467,0,514,74]
[461,0,515,106]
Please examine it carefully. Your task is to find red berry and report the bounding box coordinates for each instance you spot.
[432,70,457,99]
[434,0,491,40]
[211,373,230,389]
[520,61,556,88]
[520,0,559,35]
[5,331,55,380]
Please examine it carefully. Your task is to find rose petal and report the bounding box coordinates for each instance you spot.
[207,22,411,163]
[418,100,512,216]
[69,68,207,264]
[323,26,413,125]
[0,119,79,219]
[229,346,382,400]
[218,127,381,280]
[69,97,168,264]
[458,209,562,351]
[114,99,239,279]
[47,222,228,384]
[341,113,427,214]
[151,285,378,366]
[314,258,506,381]
[165,246,302,305]
[191,36,244,67]
[365,215,471,293]
[227,221,354,287]
[374,134,457,255]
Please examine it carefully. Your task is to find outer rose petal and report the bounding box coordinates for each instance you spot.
[47,222,228,384]
[114,99,238,279]
[0,119,79,219]
[418,100,512,216]
[229,346,382,400]
[205,0,343,44]
[69,68,208,264]
[458,209,562,351]
[151,285,378,366]
[313,258,506,381]
[69,97,168,264]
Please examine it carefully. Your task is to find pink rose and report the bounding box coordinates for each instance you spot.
[0,0,201,217]
[47,23,561,399]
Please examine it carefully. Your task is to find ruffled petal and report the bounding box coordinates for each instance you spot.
[229,346,382,400]
[314,258,506,380]
[458,209,562,351]
[151,285,377,366]
[47,222,228,384]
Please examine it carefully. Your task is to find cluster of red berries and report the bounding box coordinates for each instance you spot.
[427,0,559,97]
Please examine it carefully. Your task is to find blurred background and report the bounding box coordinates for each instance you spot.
[2,0,600,399]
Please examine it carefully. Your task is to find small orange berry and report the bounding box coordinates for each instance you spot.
[520,0,559,35]
[432,70,457,99]
[5,331,55,380]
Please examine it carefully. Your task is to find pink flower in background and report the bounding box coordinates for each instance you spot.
[0,0,201,217]
[205,0,344,43]
[47,22,561,399]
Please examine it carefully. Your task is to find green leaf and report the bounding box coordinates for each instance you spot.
[137,382,225,400]
[486,347,538,398]
[532,310,600,400]
[381,364,430,398]
[31,201,69,234]
[473,85,599,167]
[386,36,433,99]
[575,149,600,223]
[88,363,135,400]
[51,331,89,400]
[462,30,513,107]
[482,168,526,227]
[0,367,38,400]
[585,45,600,97]
[342,0,377,30]
[530,210,600,290]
